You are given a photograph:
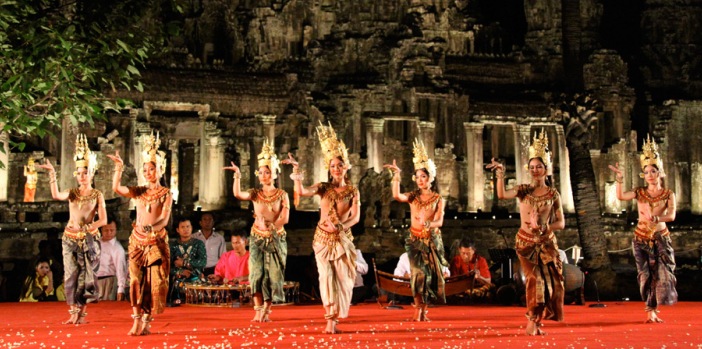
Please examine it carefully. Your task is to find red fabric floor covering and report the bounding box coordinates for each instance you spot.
[1,301,701,348]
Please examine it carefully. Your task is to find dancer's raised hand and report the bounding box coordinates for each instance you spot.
[106,151,124,166]
[486,157,504,171]
[223,161,240,172]
[382,159,401,174]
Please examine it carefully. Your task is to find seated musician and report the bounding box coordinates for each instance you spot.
[208,231,250,285]
[449,238,493,300]
[169,218,206,306]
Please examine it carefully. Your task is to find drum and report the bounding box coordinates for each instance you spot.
[562,264,585,292]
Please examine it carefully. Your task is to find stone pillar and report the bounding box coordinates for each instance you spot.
[691,163,702,215]
[364,118,385,173]
[60,118,81,189]
[555,125,574,213]
[513,124,532,184]
[464,122,485,212]
[168,139,180,204]
[674,162,691,212]
[418,121,436,156]
[0,128,8,201]
[256,114,277,144]
[198,121,227,210]
[133,121,153,186]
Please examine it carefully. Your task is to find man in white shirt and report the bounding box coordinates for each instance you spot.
[351,249,368,304]
[97,218,127,301]
[192,212,226,276]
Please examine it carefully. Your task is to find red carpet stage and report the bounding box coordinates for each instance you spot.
[2,301,701,348]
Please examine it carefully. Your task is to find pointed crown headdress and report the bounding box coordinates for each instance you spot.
[256,138,280,179]
[316,121,350,170]
[412,138,436,182]
[527,128,551,169]
[640,134,664,176]
[141,131,167,175]
[74,134,98,176]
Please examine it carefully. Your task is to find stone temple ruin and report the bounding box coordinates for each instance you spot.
[1,0,702,301]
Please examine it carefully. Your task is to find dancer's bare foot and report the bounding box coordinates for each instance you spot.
[75,312,87,324]
[251,306,263,322]
[323,319,341,334]
[138,314,152,335]
[646,311,664,323]
[127,314,141,336]
[526,320,537,335]
[64,308,80,324]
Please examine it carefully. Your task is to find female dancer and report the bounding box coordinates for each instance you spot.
[283,122,360,334]
[608,135,677,323]
[224,138,290,322]
[37,134,107,324]
[486,129,565,335]
[384,139,447,321]
[107,131,172,336]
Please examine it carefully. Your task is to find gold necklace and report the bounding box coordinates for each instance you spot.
[251,188,285,210]
[136,186,170,213]
[409,190,441,212]
[69,188,101,210]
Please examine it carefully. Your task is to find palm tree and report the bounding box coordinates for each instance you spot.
[554,93,618,298]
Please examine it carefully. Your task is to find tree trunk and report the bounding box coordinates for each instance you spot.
[566,131,618,299]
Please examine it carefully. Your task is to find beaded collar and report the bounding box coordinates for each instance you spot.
[517,184,559,210]
[635,187,671,210]
[407,190,441,212]
[319,183,356,203]
[68,188,101,210]
[249,188,286,210]
[134,186,170,213]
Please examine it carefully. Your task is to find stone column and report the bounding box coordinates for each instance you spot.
[513,124,532,184]
[674,162,691,212]
[463,122,485,212]
[133,121,153,186]
[256,114,277,144]
[60,118,81,189]
[555,125,574,213]
[418,121,436,156]
[691,163,702,215]
[168,139,179,204]
[0,128,8,201]
[198,121,227,210]
[364,118,385,173]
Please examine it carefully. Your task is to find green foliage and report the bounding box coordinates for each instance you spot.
[0,0,169,167]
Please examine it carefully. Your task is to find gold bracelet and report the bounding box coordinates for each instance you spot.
[424,220,431,229]
[114,164,124,172]
[233,172,241,179]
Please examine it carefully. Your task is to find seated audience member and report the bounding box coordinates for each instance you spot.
[97,217,128,301]
[351,249,369,305]
[450,238,493,300]
[193,212,226,277]
[169,218,207,305]
[209,231,250,285]
[20,258,64,302]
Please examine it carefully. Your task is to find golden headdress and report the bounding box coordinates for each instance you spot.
[640,134,664,176]
[74,134,98,176]
[412,138,436,182]
[526,128,551,168]
[256,138,280,179]
[316,121,350,170]
[141,131,167,176]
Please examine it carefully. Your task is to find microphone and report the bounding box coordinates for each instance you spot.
[586,271,606,308]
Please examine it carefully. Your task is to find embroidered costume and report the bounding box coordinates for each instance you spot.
[516,130,564,324]
[405,190,447,304]
[63,135,104,310]
[248,187,289,303]
[169,237,206,303]
[632,136,677,312]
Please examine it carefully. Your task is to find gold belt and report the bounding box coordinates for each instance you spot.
[130,228,166,246]
[251,225,286,239]
[63,228,100,241]
[409,226,435,239]
[634,226,669,241]
[516,228,554,244]
[314,225,352,246]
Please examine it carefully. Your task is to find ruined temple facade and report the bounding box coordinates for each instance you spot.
[2,0,702,289]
